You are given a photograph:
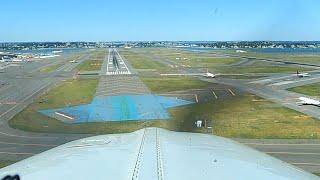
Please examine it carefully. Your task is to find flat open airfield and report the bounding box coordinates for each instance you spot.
[1,47,320,174]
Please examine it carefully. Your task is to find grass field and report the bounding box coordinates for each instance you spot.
[120,49,168,70]
[40,63,63,73]
[0,160,15,168]
[76,49,105,71]
[131,48,240,68]
[141,76,213,93]
[186,94,320,139]
[288,83,320,96]
[76,60,103,71]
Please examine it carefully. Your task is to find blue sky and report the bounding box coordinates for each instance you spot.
[1,0,320,42]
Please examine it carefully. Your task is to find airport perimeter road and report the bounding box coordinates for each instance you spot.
[0,53,92,162]
[235,138,320,173]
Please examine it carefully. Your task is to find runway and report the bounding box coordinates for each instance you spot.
[96,48,150,96]
[106,48,131,75]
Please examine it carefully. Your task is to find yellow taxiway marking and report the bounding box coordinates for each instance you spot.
[212,90,218,99]
[228,89,236,96]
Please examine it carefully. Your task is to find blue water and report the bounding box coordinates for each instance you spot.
[39,95,194,123]
[6,48,85,55]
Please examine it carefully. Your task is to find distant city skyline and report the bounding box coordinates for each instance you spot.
[1,0,320,42]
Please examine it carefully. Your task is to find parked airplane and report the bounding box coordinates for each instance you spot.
[297,97,320,106]
[69,60,78,63]
[203,69,217,78]
[0,128,318,180]
[297,70,310,78]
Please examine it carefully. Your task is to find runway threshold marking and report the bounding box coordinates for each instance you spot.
[212,90,218,99]
[228,89,236,96]
[106,48,111,75]
[114,48,131,74]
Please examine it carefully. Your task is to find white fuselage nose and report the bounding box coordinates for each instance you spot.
[205,72,215,78]
[299,97,320,106]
